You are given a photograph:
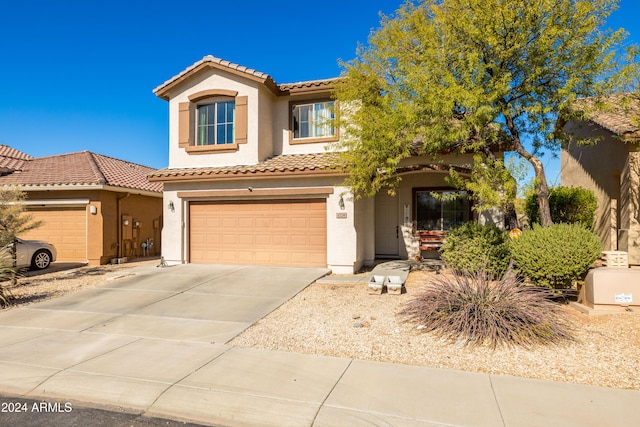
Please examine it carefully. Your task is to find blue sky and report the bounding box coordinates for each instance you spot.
[1,0,638,181]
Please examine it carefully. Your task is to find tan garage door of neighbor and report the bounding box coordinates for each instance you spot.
[189,199,327,267]
[21,207,87,262]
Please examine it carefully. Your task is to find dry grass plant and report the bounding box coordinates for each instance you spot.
[400,269,575,348]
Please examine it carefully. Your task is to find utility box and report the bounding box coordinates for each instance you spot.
[580,268,640,311]
[601,251,629,268]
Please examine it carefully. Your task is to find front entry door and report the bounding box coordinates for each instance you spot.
[375,191,399,257]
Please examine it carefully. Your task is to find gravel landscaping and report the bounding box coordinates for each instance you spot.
[231,269,640,391]
[2,261,638,391]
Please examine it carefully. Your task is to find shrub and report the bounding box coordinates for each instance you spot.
[511,223,602,288]
[525,186,597,228]
[439,223,511,276]
[400,270,574,348]
[0,248,16,307]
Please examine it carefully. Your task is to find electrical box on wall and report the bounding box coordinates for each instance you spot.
[122,215,133,240]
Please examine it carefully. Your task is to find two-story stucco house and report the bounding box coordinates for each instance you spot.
[149,56,496,274]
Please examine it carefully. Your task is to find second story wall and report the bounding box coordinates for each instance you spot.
[166,67,264,169]
[155,56,344,169]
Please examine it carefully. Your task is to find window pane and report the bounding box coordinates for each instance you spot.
[226,102,235,122]
[300,105,310,122]
[293,107,300,138]
[216,103,225,123]
[207,126,214,146]
[226,123,234,143]
[300,122,310,139]
[216,124,225,145]
[416,191,469,231]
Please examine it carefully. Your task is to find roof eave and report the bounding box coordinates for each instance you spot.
[148,169,346,184]
[3,183,162,197]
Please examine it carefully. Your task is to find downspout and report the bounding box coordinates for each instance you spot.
[116,193,130,259]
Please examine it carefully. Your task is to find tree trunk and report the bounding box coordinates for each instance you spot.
[530,156,553,226]
[504,113,553,226]
[512,142,553,226]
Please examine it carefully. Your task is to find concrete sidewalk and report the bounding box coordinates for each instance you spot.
[0,340,638,427]
[0,263,637,426]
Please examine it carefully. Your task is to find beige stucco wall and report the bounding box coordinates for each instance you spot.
[164,69,345,168]
[354,196,375,269]
[561,121,630,252]
[561,120,640,264]
[166,68,263,168]
[619,151,640,264]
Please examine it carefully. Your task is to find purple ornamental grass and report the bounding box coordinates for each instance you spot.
[400,270,574,348]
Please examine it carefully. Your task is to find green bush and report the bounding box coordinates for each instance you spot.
[439,222,511,276]
[511,223,602,288]
[0,248,16,307]
[400,270,574,348]
[525,186,597,228]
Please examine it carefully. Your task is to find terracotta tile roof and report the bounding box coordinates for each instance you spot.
[0,151,162,193]
[0,145,32,172]
[149,152,344,181]
[279,78,339,92]
[575,95,640,141]
[154,55,338,100]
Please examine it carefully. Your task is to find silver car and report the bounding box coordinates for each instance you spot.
[13,239,57,270]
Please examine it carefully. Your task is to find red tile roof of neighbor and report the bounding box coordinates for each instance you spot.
[0,150,162,193]
[0,145,33,171]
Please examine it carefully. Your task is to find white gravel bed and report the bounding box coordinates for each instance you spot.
[231,269,640,390]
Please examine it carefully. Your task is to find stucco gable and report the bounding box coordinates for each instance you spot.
[154,55,339,101]
[154,55,280,100]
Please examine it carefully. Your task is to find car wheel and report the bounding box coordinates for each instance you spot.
[31,250,52,270]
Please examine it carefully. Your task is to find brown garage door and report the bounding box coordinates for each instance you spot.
[189,199,327,267]
[21,207,87,262]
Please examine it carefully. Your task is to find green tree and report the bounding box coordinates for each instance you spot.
[335,0,638,226]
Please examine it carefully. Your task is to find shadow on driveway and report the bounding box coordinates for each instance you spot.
[19,263,88,278]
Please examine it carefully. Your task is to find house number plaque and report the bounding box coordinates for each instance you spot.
[336,212,348,219]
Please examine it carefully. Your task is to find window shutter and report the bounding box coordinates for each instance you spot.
[178,102,192,147]
[235,96,248,144]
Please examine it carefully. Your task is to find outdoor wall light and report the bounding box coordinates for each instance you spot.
[168,201,175,212]
[89,205,97,215]
[123,219,130,226]
[338,196,345,210]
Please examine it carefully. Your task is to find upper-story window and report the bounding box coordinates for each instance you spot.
[196,100,235,146]
[178,90,247,153]
[292,101,335,140]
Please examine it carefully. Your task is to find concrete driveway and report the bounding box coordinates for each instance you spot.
[0,264,328,344]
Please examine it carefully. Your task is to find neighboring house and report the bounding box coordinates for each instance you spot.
[150,56,505,273]
[0,147,163,265]
[561,96,640,265]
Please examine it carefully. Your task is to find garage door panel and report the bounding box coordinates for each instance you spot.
[22,207,87,262]
[190,200,326,267]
